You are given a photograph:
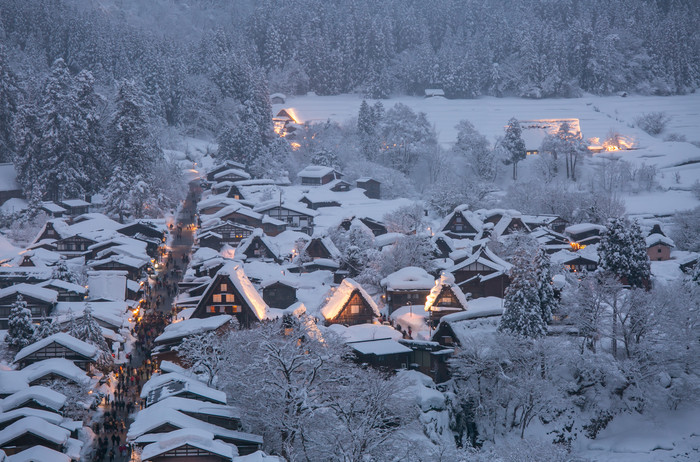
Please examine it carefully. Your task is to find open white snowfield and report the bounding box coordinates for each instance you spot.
[276,92,700,216]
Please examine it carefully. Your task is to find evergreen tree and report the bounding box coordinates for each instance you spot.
[501,117,526,181]
[598,218,651,288]
[33,316,59,342]
[102,166,132,223]
[5,295,35,350]
[499,250,546,338]
[109,79,158,177]
[216,115,263,168]
[0,45,20,162]
[70,304,112,367]
[358,100,378,161]
[36,58,89,201]
[534,247,557,323]
[51,259,79,284]
[310,146,339,169]
[73,69,106,192]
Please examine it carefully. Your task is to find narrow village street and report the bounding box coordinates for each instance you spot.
[92,184,199,462]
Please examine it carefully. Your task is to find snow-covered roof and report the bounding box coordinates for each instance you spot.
[54,301,128,329]
[140,428,236,461]
[380,267,434,291]
[0,386,66,412]
[253,200,318,217]
[60,199,90,208]
[349,339,412,355]
[140,372,227,405]
[202,263,269,321]
[327,323,403,343]
[41,202,67,213]
[424,89,445,97]
[128,407,263,445]
[0,283,58,304]
[646,233,675,248]
[0,370,28,395]
[21,358,90,385]
[424,272,469,312]
[0,416,70,447]
[0,407,64,427]
[88,254,148,270]
[440,314,501,344]
[564,223,606,236]
[155,315,232,343]
[0,163,20,192]
[438,206,484,236]
[303,236,342,260]
[438,297,503,324]
[213,168,251,180]
[297,165,336,178]
[87,270,127,301]
[270,92,286,100]
[236,229,280,261]
[146,396,241,420]
[320,278,379,320]
[14,333,99,363]
[6,445,71,462]
[37,279,87,294]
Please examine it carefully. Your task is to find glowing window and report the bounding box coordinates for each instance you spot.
[213,294,222,303]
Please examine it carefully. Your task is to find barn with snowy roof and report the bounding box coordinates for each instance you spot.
[191,263,268,327]
[320,278,379,326]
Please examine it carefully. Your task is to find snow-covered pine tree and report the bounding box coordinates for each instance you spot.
[534,246,557,323]
[501,117,526,181]
[33,316,59,342]
[36,58,90,201]
[5,295,35,350]
[310,146,339,169]
[0,45,20,162]
[110,79,159,178]
[51,259,79,284]
[499,249,546,338]
[70,304,112,367]
[102,166,132,223]
[599,218,651,288]
[73,69,106,193]
[216,115,263,168]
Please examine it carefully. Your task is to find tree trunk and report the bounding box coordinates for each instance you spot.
[512,161,517,181]
[565,151,570,179]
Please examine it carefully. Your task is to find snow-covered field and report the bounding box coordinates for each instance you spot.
[277,93,700,216]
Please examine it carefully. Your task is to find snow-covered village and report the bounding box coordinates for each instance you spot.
[0,1,699,461]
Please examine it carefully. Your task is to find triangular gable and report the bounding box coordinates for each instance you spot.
[425,273,468,312]
[192,264,268,325]
[320,278,379,321]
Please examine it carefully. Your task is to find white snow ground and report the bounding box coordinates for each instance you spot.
[276,93,700,216]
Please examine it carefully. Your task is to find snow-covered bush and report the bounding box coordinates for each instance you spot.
[635,112,670,135]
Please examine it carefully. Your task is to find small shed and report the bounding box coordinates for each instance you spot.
[424,89,445,98]
[261,280,297,309]
[270,93,286,104]
[356,177,381,199]
[348,338,412,371]
[297,165,342,186]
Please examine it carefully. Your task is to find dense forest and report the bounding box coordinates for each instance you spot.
[0,0,699,221]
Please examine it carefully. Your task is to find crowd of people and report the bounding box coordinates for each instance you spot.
[89,189,199,461]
